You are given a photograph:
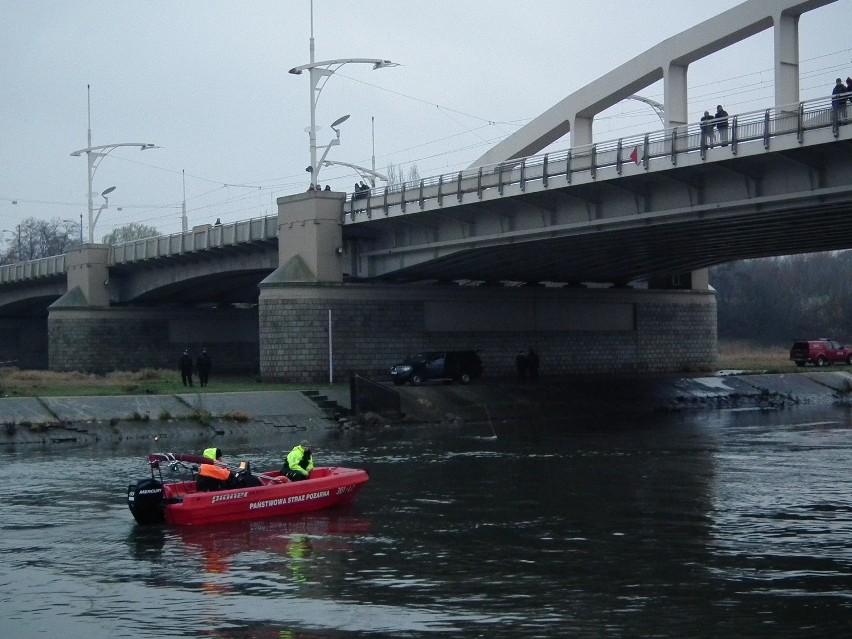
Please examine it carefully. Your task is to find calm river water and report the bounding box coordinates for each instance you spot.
[1,403,851,638]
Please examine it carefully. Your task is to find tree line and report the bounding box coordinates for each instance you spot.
[1,217,160,265]
[710,250,852,345]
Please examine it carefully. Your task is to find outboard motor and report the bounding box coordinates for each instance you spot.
[127,478,165,525]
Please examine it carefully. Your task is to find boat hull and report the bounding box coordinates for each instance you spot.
[156,467,368,527]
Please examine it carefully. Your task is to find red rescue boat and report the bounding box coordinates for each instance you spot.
[127,452,369,527]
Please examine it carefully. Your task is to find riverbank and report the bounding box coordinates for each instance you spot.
[2,370,851,448]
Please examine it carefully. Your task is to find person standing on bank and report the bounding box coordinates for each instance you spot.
[515,350,527,382]
[196,348,212,387]
[282,440,314,481]
[179,349,194,387]
[527,348,540,383]
[714,105,729,146]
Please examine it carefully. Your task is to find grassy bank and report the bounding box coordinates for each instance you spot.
[0,341,805,398]
[0,368,324,398]
[716,340,799,373]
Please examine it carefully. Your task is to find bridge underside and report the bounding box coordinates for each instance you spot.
[368,196,852,285]
[349,134,852,285]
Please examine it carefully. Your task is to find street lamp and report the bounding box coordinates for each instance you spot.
[70,85,157,243]
[309,114,350,182]
[321,160,388,188]
[90,186,116,243]
[288,2,397,188]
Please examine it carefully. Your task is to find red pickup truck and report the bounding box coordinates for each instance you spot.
[789,339,852,367]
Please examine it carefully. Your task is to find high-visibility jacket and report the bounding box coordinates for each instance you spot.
[198,462,231,481]
[200,447,230,480]
[286,445,314,477]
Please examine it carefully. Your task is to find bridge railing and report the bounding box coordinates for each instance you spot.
[0,254,66,284]
[344,95,840,220]
[111,215,277,264]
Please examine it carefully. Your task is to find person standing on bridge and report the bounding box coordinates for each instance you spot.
[179,349,194,387]
[196,348,212,387]
[700,111,715,148]
[847,78,852,112]
[714,105,729,146]
[831,78,847,124]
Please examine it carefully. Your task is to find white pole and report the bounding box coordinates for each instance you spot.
[86,85,94,243]
[328,309,333,383]
[181,169,187,232]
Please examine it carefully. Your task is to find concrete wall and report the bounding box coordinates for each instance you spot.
[0,317,49,369]
[48,306,259,375]
[259,282,717,383]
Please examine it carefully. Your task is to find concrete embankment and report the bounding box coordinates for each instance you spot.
[1,371,851,448]
[0,389,352,448]
[394,370,852,423]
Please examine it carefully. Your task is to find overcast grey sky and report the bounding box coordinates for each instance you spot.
[2,0,850,240]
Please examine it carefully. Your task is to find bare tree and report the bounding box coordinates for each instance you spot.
[386,162,420,187]
[1,217,80,264]
[101,222,161,245]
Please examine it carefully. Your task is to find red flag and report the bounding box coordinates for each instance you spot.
[630,146,640,165]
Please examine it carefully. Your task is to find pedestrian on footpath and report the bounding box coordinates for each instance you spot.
[179,349,194,387]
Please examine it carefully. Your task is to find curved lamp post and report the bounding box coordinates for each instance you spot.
[288,3,397,189]
[70,85,158,243]
[90,186,116,243]
[289,58,397,188]
[321,160,388,188]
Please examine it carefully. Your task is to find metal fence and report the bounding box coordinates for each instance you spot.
[345,95,843,220]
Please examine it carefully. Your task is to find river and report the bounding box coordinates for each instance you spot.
[1,403,851,638]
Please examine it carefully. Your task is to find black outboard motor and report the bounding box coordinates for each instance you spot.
[127,478,165,525]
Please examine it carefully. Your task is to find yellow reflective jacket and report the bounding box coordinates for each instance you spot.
[286,445,314,477]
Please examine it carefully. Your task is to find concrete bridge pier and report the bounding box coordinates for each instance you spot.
[259,194,718,384]
[47,246,259,374]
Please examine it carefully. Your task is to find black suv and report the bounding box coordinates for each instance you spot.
[390,351,483,386]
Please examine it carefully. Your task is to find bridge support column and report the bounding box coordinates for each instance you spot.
[664,63,688,129]
[774,10,800,108]
[571,116,594,148]
[66,245,111,307]
[258,282,717,384]
[276,191,346,282]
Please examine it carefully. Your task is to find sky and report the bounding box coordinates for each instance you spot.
[2,0,850,243]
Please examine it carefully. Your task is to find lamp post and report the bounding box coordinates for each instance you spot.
[90,186,116,243]
[321,160,388,188]
[288,1,397,188]
[70,85,157,243]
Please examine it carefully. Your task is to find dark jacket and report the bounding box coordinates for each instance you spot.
[179,352,193,374]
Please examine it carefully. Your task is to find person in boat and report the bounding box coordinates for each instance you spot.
[282,440,314,481]
[197,447,234,491]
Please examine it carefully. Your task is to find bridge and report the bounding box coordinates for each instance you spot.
[1,0,849,382]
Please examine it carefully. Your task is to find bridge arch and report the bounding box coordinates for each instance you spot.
[473,0,836,165]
